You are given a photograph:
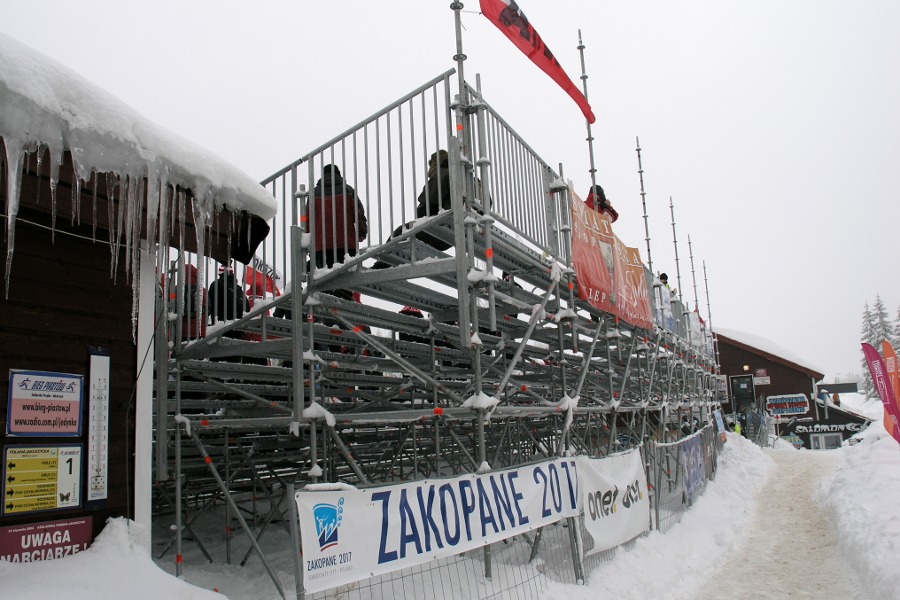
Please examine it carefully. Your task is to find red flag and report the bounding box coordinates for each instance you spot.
[480,0,595,124]
[862,342,900,445]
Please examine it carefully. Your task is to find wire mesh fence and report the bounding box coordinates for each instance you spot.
[297,428,719,599]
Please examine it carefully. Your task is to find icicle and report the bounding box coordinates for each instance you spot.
[193,190,213,334]
[112,175,127,281]
[34,145,43,206]
[49,148,62,243]
[177,190,186,261]
[91,173,98,241]
[3,144,25,299]
[123,175,135,279]
[69,148,87,230]
[130,231,142,343]
[106,173,117,277]
[144,176,161,255]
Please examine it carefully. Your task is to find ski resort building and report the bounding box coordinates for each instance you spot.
[715,327,869,448]
[2,18,727,598]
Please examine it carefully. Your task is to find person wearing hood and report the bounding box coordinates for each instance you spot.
[585,184,619,222]
[208,264,249,324]
[308,164,368,299]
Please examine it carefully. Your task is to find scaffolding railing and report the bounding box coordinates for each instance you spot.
[152,68,724,597]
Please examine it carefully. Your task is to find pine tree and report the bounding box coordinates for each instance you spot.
[860,301,876,399]
[893,304,900,350]
[873,295,893,346]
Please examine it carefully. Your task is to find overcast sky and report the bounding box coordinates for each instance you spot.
[4,1,899,379]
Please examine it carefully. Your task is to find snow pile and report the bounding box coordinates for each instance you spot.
[542,434,774,600]
[819,424,900,599]
[0,518,220,599]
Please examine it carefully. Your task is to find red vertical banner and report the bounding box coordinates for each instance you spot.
[570,186,654,329]
[479,0,595,123]
[862,342,900,445]
[880,340,900,439]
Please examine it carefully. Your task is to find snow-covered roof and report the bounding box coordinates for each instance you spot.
[714,326,825,377]
[0,31,276,221]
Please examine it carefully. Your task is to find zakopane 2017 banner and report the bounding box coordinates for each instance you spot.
[570,186,655,330]
[294,458,580,594]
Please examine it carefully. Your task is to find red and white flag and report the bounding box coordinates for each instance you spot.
[862,342,900,445]
[480,0,595,124]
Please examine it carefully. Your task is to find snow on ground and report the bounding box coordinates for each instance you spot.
[4,393,899,599]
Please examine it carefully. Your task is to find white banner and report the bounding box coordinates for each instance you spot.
[578,449,650,554]
[295,458,580,594]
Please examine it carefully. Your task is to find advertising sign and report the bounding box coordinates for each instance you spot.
[295,458,580,594]
[682,434,705,502]
[765,394,809,416]
[570,186,654,330]
[578,449,650,554]
[2,446,82,516]
[0,516,93,562]
[713,410,727,442]
[7,370,83,436]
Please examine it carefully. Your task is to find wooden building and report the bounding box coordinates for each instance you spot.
[0,32,275,549]
[715,327,869,449]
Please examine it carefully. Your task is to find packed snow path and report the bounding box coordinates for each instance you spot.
[696,448,863,599]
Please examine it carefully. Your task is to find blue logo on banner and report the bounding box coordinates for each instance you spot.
[313,498,344,550]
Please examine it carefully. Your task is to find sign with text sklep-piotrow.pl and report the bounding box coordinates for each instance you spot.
[295,458,580,594]
[7,370,83,436]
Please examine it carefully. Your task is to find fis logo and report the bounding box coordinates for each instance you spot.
[313,498,344,551]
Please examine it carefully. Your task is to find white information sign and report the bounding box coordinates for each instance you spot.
[295,458,580,594]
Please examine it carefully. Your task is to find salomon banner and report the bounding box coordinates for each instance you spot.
[295,458,580,594]
[570,186,655,330]
[578,449,649,554]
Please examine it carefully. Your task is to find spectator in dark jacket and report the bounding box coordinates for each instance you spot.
[309,164,368,270]
[208,265,249,324]
[308,164,368,299]
[585,184,618,222]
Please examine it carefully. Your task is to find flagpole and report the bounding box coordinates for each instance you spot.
[451,2,470,154]
[670,196,682,301]
[688,235,699,312]
[577,30,597,190]
[636,137,653,273]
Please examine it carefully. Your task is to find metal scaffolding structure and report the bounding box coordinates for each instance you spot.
[151,67,724,594]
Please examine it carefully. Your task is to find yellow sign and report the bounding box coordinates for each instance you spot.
[3,446,81,515]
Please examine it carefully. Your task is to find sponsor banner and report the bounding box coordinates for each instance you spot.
[881,341,900,440]
[862,342,900,445]
[795,422,865,434]
[682,434,705,502]
[765,394,809,416]
[578,449,649,554]
[570,187,654,330]
[0,516,92,563]
[713,410,727,442]
[295,457,580,594]
[7,370,83,436]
